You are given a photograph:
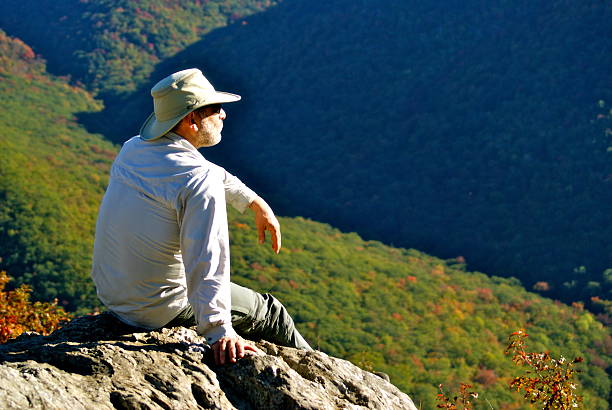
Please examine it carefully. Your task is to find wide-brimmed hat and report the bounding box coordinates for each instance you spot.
[139,68,241,141]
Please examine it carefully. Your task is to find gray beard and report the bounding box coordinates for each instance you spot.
[197,121,222,147]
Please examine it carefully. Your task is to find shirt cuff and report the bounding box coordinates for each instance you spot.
[200,323,238,345]
[232,188,258,213]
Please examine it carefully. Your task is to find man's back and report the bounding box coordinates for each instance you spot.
[92,133,229,332]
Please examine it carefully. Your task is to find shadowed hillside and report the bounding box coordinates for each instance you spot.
[0,27,610,408]
[80,0,612,308]
[1,0,610,309]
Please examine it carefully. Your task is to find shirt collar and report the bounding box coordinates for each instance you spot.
[165,131,203,156]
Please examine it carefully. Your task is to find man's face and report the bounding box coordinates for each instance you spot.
[193,104,225,148]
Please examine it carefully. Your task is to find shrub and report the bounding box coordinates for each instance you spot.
[0,271,71,343]
[505,329,583,409]
[436,383,478,409]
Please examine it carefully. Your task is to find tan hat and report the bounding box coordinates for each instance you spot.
[139,68,241,141]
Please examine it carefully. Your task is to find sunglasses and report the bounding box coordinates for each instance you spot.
[206,104,222,114]
[194,104,223,118]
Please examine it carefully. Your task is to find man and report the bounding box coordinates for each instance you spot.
[92,68,311,365]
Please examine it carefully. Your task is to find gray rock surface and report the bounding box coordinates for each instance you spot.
[0,314,417,409]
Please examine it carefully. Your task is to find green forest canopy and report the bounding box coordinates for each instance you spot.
[0,0,608,310]
[0,6,610,408]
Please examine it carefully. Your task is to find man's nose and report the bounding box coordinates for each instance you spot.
[219,108,226,120]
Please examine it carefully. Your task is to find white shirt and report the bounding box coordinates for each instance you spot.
[91,133,257,344]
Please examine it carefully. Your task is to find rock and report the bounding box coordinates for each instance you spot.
[0,314,417,409]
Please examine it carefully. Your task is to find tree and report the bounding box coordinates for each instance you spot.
[505,329,583,409]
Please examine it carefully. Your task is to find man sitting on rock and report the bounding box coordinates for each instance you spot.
[91,68,311,365]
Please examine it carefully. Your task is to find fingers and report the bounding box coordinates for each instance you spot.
[243,343,263,354]
[269,223,281,254]
[213,338,227,365]
[228,339,236,363]
[213,337,258,365]
[258,223,266,244]
[250,197,281,253]
[236,338,245,360]
[213,338,229,365]
[257,218,281,253]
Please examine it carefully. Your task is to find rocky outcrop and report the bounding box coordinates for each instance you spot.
[0,314,417,409]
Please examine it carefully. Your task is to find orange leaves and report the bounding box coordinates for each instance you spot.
[20,44,35,60]
[0,29,46,76]
[476,287,494,302]
[396,275,418,288]
[532,281,550,292]
[0,271,71,343]
[504,329,583,408]
[249,262,265,271]
[431,265,446,277]
[437,383,478,409]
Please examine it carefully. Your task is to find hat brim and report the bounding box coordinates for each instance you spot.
[139,91,241,141]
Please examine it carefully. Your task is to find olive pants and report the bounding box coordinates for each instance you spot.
[166,282,312,350]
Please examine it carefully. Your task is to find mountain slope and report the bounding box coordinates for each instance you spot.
[0,0,280,96]
[226,208,610,409]
[0,29,115,309]
[151,0,612,303]
[155,0,612,306]
[3,0,608,306]
[0,26,609,409]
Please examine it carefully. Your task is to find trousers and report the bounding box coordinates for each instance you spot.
[166,282,312,350]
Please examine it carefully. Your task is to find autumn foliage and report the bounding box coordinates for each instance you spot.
[505,329,583,409]
[436,383,478,409]
[0,271,71,343]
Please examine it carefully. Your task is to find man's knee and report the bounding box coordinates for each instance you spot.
[229,282,311,350]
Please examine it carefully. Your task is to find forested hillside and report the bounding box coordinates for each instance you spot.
[0,3,610,408]
[0,29,115,310]
[0,0,608,310]
[148,0,612,311]
[227,209,610,409]
[0,0,279,96]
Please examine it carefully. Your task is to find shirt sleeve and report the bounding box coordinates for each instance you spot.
[222,169,258,213]
[179,170,237,344]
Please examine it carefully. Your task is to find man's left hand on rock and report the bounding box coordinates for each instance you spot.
[212,335,262,365]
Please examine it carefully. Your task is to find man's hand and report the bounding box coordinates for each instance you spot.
[211,336,262,365]
[248,196,281,254]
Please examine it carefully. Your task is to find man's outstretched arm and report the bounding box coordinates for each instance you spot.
[221,169,281,254]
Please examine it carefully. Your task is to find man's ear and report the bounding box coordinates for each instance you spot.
[188,112,198,130]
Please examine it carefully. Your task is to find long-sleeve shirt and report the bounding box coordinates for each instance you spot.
[91,132,257,344]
